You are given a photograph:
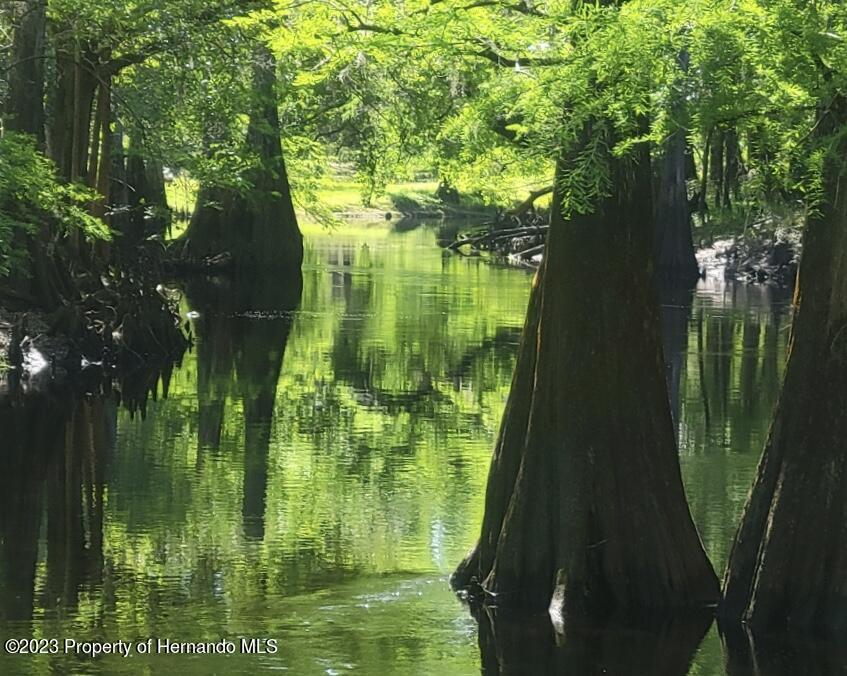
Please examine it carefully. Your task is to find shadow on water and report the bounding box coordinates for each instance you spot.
[473,605,713,676]
[184,270,303,540]
[0,270,302,625]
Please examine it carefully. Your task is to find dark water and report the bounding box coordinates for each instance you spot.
[0,222,834,674]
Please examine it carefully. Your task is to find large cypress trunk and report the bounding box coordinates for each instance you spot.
[452,134,719,615]
[185,45,303,271]
[240,45,303,270]
[720,97,847,635]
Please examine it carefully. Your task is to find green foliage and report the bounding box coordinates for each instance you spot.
[0,133,109,277]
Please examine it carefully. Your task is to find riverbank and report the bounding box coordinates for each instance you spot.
[0,261,188,395]
[166,176,505,236]
[443,217,802,284]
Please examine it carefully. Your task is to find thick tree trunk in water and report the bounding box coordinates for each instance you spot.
[121,136,171,250]
[185,46,303,270]
[4,0,46,143]
[720,98,847,635]
[453,138,718,615]
[185,184,240,258]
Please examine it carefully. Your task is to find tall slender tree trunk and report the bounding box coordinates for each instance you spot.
[452,129,718,616]
[698,130,712,219]
[654,50,699,282]
[655,128,699,282]
[4,0,46,143]
[3,0,55,304]
[720,96,847,635]
[709,130,725,210]
[723,129,741,208]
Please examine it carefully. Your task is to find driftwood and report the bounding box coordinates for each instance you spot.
[443,187,552,266]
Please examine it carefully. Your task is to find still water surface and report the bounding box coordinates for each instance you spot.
[0,221,832,674]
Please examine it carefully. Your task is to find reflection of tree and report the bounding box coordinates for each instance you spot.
[474,605,711,675]
[659,283,694,434]
[689,285,791,456]
[0,395,66,621]
[680,283,793,572]
[0,395,114,622]
[721,621,847,676]
[186,271,302,539]
[44,399,112,613]
[192,278,236,452]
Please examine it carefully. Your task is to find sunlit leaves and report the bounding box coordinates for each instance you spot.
[0,133,109,277]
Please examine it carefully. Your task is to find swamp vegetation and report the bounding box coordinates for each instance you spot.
[2,0,847,674]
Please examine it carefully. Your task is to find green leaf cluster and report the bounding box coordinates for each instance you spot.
[0,133,109,277]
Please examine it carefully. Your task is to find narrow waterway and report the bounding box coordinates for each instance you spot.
[1,221,826,675]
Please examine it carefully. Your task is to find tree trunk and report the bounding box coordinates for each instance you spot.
[655,127,699,282]
[709,130,725,210]
[720,96,847,635]
[723,129,741,208]
[654,50,699,282]
[4,0,46,143]
[49,36,97,182]
[452,131,719,616]
[184,45,303,270]
[120,135,170,250]
[697,130,711,219]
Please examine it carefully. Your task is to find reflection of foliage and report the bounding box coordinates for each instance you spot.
[677,286,791,574]
[27,224,529,623]
[0,226,795,674]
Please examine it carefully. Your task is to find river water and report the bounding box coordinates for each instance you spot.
[0,221,834,675]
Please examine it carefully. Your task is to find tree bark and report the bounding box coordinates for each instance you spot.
[709,129,725,210]
[723,129,741,208]
[697,130,712,219]
[453,129,719,616]
[720,95,847,635]
[4,0,47,143]
[185,45,303,271]
[655,127,699,282]
[654,50,699,282]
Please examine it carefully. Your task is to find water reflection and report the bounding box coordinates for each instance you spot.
[0,395,115,624]
[0,223,827,675]
[186,272,302,539]
[475,605,712,675]
[720,621,847,676]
